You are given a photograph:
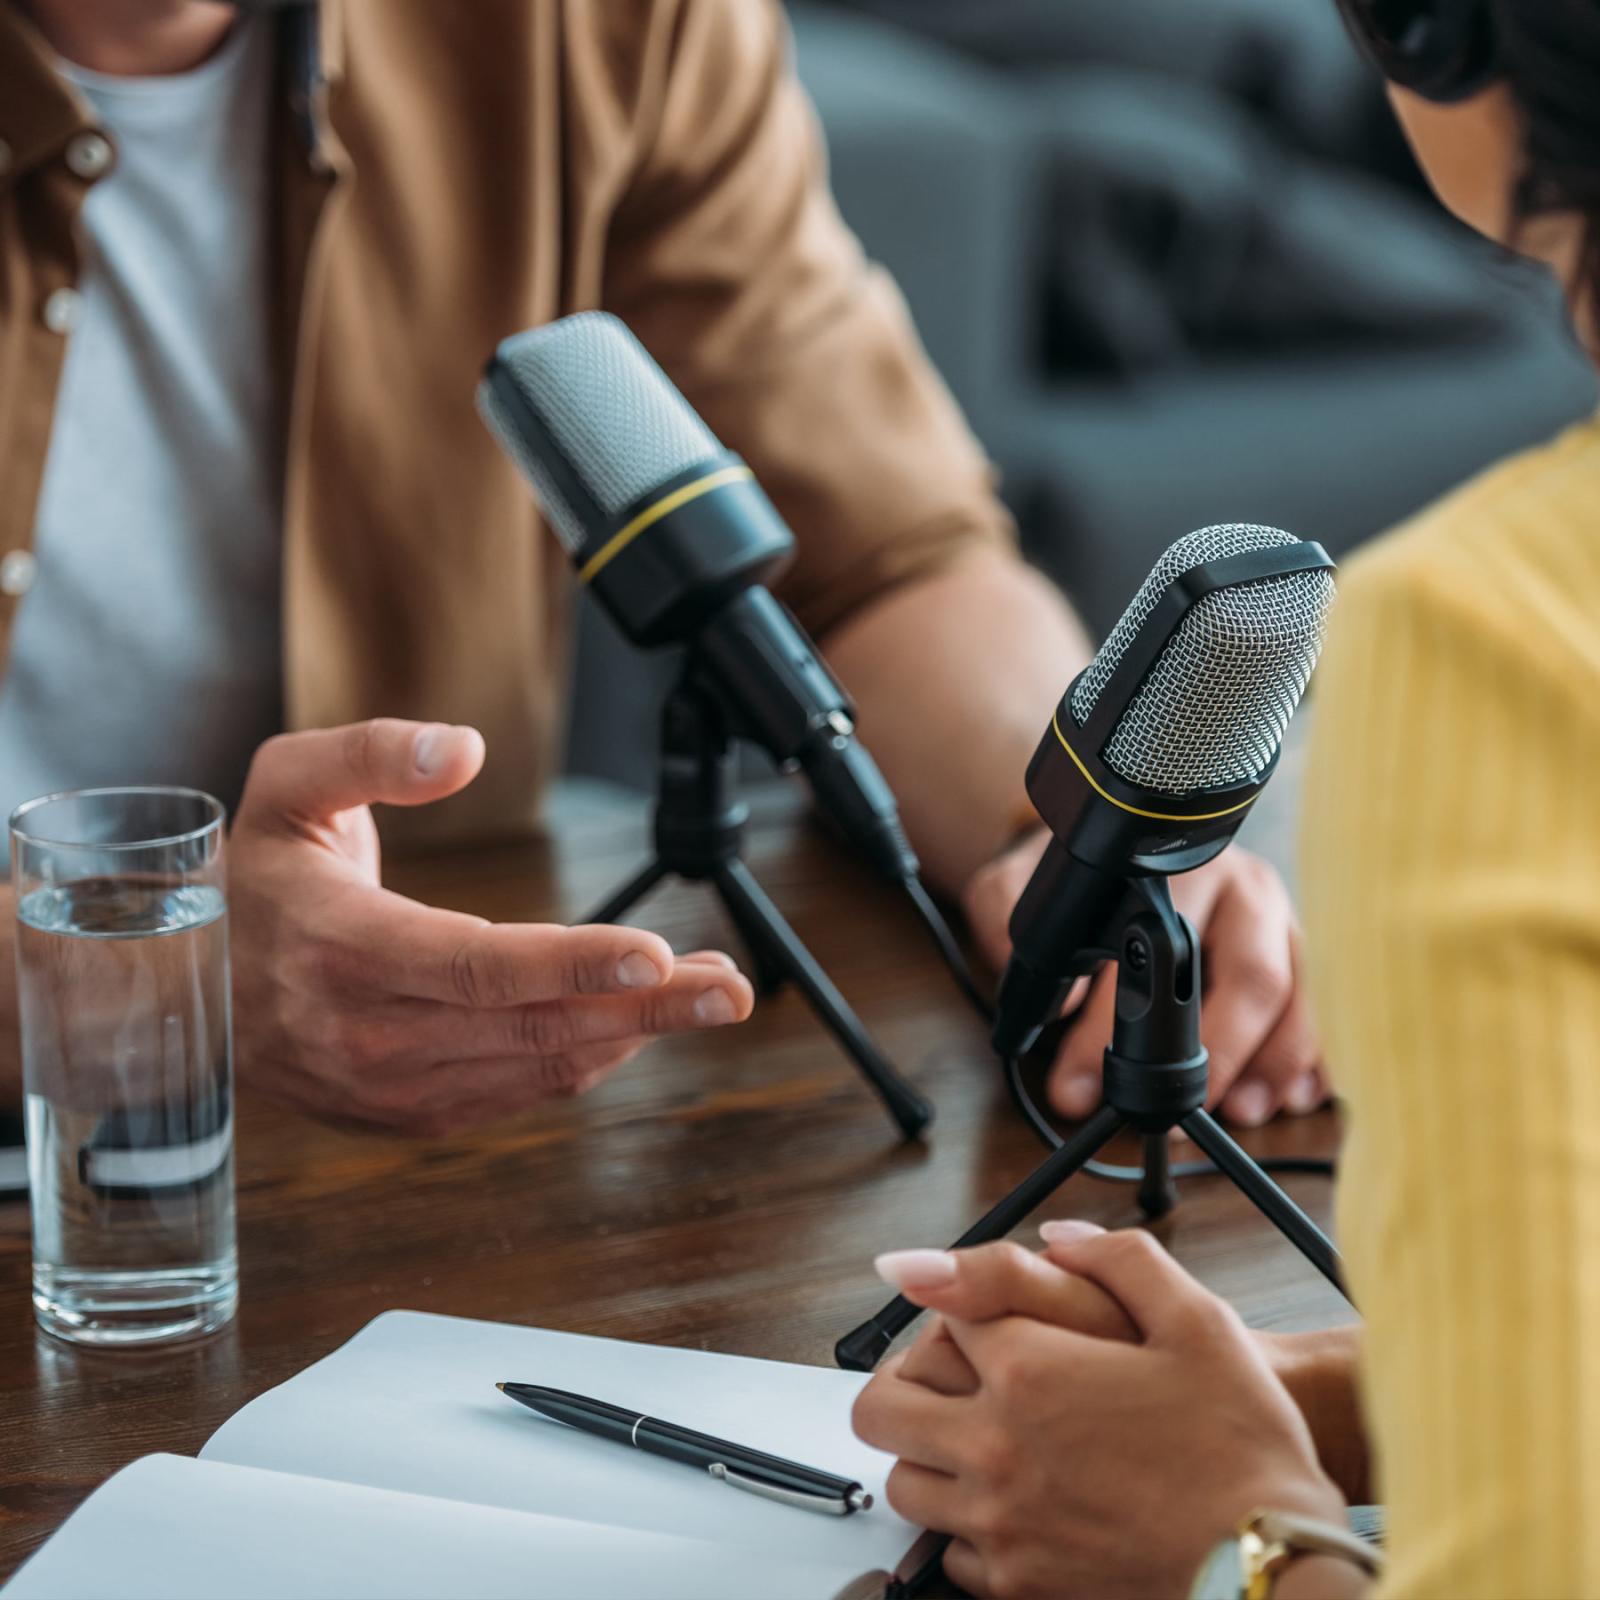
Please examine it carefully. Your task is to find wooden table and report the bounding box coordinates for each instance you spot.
[0,784,1349,1580]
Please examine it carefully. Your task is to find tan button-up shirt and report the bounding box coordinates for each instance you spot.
[0,1,1010,849]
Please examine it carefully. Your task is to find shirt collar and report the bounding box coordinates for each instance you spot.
[0,5,94,189]
[0,3,343,188]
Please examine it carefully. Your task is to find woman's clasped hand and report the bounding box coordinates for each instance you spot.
[853,1226,1346,1600]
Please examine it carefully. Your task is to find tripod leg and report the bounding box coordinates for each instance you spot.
[713,858,933,1141]
[1181,1111,1347,1297]
[1137,1132,1178,1219]
[584,859,669,927]
[713,891,790,998]
[835,1105,1126,1370]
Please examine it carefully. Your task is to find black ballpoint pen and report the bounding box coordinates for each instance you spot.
[495,1382,874,1516]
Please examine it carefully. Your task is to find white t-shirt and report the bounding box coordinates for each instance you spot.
[0,17,282,821]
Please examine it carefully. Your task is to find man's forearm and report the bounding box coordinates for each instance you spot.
[823,548,1093,894]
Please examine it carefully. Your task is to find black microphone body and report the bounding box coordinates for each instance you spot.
[477,317,918,884]
[992,842,1128,1059]
[696,589,914,883]
[837,526,1341,1367]
[992,527,1337,1059]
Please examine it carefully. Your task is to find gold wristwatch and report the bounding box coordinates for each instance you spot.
[1190,1508,1384,1600]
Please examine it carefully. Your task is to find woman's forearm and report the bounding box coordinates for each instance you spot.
[1263,1325,1371,1507]
[1275,1553,1374,1600]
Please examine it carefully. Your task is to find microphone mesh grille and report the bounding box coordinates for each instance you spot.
[1071,524,1334,794]
[478,313,722,550]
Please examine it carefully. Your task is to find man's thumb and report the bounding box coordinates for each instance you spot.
[238,720,486,827]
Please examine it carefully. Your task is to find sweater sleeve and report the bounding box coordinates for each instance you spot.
[601,0,1016,640]
[1300,528,1600,1600]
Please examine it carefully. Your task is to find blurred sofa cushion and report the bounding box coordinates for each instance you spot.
[1025,74,1506,377]
[807,0,1398,170]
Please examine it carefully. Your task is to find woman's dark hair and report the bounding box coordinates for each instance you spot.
[1495,0,1600,334]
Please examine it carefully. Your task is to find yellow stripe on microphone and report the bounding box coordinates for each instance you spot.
[1051,708,1261,823]
[578,466,754,584]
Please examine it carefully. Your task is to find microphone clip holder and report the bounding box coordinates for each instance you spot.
[584,658,933,1141]
[835,874,1344,1371]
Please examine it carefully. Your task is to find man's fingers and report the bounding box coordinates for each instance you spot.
[327,889,692,1007]
[1220,932,1322,1126]
[387,965,755,1060]
[680,950,740,972]
[963,858,1019,973]
[874,1241,1136,1343]
[1197,867,1297,1112]
[1284,1067,1329,1116]
[239,720,486,829]
[1047,964,1116,1118]
[1035,1228,1228,1347]
[433,1037,648,1110]
[1036,848,1305,1124]
[381,1038,650,1135]
[961,830,1049,972]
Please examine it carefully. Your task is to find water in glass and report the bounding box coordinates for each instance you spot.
[20,875,237,1344]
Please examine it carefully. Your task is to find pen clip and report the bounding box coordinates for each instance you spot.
[707,1461,871,1517]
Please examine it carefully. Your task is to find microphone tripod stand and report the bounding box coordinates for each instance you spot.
[586,664,933,1141]
[835,875,1344,1370]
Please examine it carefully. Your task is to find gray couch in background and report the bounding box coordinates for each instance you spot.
[564,0,1596,787]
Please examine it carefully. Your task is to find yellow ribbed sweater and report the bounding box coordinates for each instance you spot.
[1301,413,1600,1600]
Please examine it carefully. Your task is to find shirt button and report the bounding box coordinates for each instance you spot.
[41,287,81,335]
[0,551,38,598]
[65,131,114,181]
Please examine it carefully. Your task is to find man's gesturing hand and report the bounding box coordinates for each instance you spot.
[230,720,754,1134]
[963,830,1325,1126]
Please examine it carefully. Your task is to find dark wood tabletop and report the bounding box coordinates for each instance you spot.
[0,782,1350,1580]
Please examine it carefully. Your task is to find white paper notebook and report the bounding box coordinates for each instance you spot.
[5,1310,929,1600]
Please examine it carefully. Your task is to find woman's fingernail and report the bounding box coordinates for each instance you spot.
[1056,1075,1100,1119]
[1226,1082,1272,1127]
[1039,1219,1104,1246]
[1284,1074,1323,1115]
[694,989,738,1026]
[413,725,450,776]
[875,1249,959,1291]
[616,952,665,990]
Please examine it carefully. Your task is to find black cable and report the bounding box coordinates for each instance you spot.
[903,874,994,1021]
[1004,1052,1335,1182]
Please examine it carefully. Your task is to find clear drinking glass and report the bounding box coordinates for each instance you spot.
[11,788,237,1346]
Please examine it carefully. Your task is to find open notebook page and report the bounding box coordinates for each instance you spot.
[2,1455,882,1600]
[201,1311,921,1574]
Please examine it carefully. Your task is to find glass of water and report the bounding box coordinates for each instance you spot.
[11,788,236,1346]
